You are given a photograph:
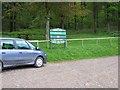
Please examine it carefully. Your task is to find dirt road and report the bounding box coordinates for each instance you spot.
[2,56,118,88]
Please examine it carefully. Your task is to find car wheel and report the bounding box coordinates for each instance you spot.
[0,61,2,72]
[34,57,44,68]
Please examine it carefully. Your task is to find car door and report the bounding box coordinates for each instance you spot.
[1,39,19,66]
[15,39,34,65]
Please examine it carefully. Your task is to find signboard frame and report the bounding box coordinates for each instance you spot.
[49,28,67,49]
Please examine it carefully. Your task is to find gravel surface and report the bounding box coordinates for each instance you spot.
[1,56,118,88]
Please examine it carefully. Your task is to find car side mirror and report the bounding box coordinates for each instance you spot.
[35,47,40,50]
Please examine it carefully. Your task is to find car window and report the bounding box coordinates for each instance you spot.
[1,40,15,49]
[16,39,30,49]
[26,41,36,50]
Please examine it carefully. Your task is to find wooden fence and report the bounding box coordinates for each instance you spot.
[29,37,119,47]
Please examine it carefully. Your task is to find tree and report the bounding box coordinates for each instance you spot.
[93,2,97,33]
[106,3,110,32]
[2,2,119,35]
[2,2,23,31]
[76,2,90,30]
[45,2,50,40]
[9,3,13,32]
[80,2,86,30]
[74,2,77,30]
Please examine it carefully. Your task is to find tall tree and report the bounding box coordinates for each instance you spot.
[67,2,70,29]
[58,3,68,29]
[106,3,110,32]
[13,3,16,31]
[74,2,77,30]
[45,2,50,40]
[80,2,86,30]
[77,2,90,30]
[60,14,64,28]
[2,2,22,32]
[93,2,97,33]
[9,3,13,32]
[96,3,99,28]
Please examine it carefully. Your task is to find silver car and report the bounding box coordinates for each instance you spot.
[0,38,47,70]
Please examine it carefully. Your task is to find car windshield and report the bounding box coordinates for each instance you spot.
[26,41,36,50]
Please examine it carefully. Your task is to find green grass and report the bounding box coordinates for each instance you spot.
[32,38,119,62]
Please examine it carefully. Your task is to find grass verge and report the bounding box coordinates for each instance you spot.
[32,38,118,62]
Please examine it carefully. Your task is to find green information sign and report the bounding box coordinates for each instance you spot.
[49,28,67,49]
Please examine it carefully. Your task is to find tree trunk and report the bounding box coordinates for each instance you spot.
[13,3,16,31]
[118,11,119,31]
[60,14,64,29]
[83,2,86,7]
[46,16,50,40]
[67,16,70,29]
[81,17,84,30]
[80,2,84,30]
[10,14,13,32]
[45,2,50,40]
[9,3,13,32]
[67,2,70,29]
[96,9,99,28]
[93,2,97,34]
[74,2,77,30]
[106,3,110,32]
[96,3,99,28]
[74,15,77,30]
[104,3,107,32]
[14,15,16,31]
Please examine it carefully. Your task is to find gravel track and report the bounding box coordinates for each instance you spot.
[2,56,118,88]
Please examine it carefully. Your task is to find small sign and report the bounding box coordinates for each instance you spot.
[49,28,67,49]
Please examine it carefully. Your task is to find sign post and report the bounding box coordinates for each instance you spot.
[49,28,67,49]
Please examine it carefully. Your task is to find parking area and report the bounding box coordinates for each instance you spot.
[2,56,118,88]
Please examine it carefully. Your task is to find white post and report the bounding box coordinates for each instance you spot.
[37,41,39,47]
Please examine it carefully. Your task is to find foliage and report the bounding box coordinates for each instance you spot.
[2,2,119,33]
